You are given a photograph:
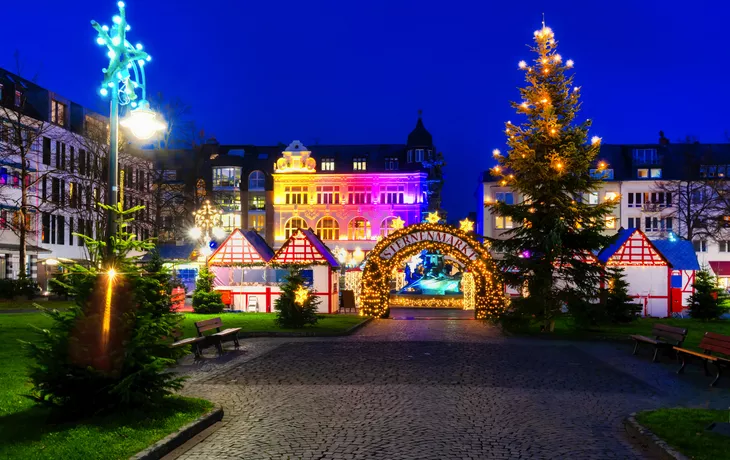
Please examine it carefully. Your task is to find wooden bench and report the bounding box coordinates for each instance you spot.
[675,332,730,387]
[170,329,205,360]
[630,324,688,362]
[195,317,241,356]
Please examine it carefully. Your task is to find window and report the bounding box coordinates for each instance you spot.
[588,192,599,205]
[77,218,84,246]
[353,158,367,171]
[604,192,618,202]
[632,148,658,164]
[384,157,399,170]
[380,185,404,204]
[15,91,23,108]
[693,239,708,253]
[645,217,673,232]
[720,241,730,253]
[69,217,74,245]
[56,216,65,245]
[285,217,307,238]
[628,193,643,207]
[42,213,50,244]
[316,186,339,204]
[42,137,51,165]
[321,158,335,171]
[212,167,242,188]
[605,216,616,229]
[415,149,424,162]
[248,170,265,190]
[348,217,371,240]
[284,186,308,204]
[347,186,371,205]
[650,168,662,178]
[407,150,413,163]
[217,191,241,212]
[248,194,265,210]
[0,210,6,229]
[51,178,60,204]
[628,217,640,229]
[249,214,265,233]
[85,115,106,137]
[51,100,66,126]
[637,168,649,179]
[380,217,399,236]
[495,192,514,204]
[228,149,245,157]
[220,213,241,231]
[691,190,704,204]
[162,169,177,181]
[316,217,339,240]
[495,216,513,229]
[590,169,614,180]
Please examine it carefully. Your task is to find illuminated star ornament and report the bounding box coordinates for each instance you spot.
[425,211,441,224]
[459,218,474,232]
[294,286,309,306]
[391,216,405,230]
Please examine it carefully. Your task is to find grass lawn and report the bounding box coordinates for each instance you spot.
[522,316,730,350]
[0,313,213,460]
[181,312,366,335]
[636,409,730,460]
[0,300,74,311]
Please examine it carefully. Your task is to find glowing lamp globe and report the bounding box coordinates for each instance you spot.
[212,227,226,240]
[188,227,202,240]
[120,100,165,140]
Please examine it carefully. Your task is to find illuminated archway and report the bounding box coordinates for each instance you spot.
[361,222,505,319]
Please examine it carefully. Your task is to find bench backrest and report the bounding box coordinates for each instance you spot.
[652,323,688,345]
[195,318,223,336]
[700,332,730,357]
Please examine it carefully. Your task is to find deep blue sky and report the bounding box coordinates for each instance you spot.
[2,1,728,219]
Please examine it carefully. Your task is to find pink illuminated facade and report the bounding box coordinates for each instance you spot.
[272,140,428,258]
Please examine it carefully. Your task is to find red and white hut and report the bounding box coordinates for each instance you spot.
[597,228,699,317]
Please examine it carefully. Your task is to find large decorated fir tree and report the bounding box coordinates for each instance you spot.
[489,24,615,326]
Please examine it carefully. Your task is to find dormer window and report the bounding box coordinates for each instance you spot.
[415,149,424,162]
[407,150,413,163]
[321,158,335,171]
[14,90,22,107]
[51,100,66,127]
[385,157,399,170]
[353,158,367,171]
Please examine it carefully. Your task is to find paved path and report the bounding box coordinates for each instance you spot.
[177,319,730,460]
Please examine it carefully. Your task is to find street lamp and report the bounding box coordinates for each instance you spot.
[92,1,165,254]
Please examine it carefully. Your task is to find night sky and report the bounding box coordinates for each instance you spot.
[2,1,728,219]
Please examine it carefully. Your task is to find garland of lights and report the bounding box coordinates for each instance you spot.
[360,222,505,319]
[344,270,363,309]
[462,272,475,310]
[389,296,464,308]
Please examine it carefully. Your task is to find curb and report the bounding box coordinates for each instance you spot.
[237,317,373,338]
[131,407,224,460]
[624,413,689,460]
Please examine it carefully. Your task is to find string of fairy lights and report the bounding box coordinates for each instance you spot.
[359,222,505,319]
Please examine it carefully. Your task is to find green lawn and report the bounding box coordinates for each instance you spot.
[636,409,730,460]
[181,312,366,335]
[521,316,730,350]
[0,313,212,460]
[0,300,74,311]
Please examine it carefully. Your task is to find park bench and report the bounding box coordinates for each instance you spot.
[194,317,241,356]
[170,329,205,360]
[675,332,730,387]
[630,324,688,363]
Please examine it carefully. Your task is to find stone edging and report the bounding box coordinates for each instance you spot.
[237,317,373,337]
[130,406,224,460]
[624,412,689,460]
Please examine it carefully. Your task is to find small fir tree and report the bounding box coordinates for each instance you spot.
[688,268,728,320]
[24,203,186,417]
[603,267,642,323]
[192,265,225,313]
[274,268,320,328]
[488,24,614,329]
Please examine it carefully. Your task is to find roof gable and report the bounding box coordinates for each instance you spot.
[208,229,274,265]
[272,229,339,267]
[598,228,668,266]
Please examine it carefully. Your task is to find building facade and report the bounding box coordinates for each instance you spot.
[478,136,730,286]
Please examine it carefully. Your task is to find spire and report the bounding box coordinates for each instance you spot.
[407,110,433,147]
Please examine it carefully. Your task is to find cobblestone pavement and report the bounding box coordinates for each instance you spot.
[177,319,730,460]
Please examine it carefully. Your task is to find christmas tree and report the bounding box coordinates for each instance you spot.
[274,268,320,328]
[192,265,225,314]
[488,23,614,327]
[688,268,728,320]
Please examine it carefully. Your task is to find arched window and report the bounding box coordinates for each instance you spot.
[248,170,265,190]
[348,217,371,241]
[285,217,307,238]
[380,216,397,237]
[316,217,339,241]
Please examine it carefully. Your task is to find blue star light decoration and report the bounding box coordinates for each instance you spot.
[91,1,150,106]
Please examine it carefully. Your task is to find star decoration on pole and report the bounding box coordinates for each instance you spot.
[459,218,474,232]
[294,285,309,306]
[391,216,405,230]
[425,211,441,224]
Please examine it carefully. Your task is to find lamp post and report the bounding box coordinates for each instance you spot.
[92,1,165,257]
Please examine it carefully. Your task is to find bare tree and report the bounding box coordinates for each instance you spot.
[652,179,721,242]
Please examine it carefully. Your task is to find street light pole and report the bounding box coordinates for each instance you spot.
[107,88,120,243]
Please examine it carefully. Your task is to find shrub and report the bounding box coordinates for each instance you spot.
[603,267,641,323]
[191,266,225,313]
[0,277,40,300]
[23,204,186,418]
[688,268,728,320]
[274,268,320,328]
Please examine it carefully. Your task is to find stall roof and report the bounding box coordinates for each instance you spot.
[208,229,274,265]
[597,228,668,266]
[651,239,700,271]
[272,228,339,267]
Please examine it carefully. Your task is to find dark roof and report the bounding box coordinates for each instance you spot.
[651,239,700,271]
[407,117,433,147]
[242,230,275,262]
[597,228,635,264]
